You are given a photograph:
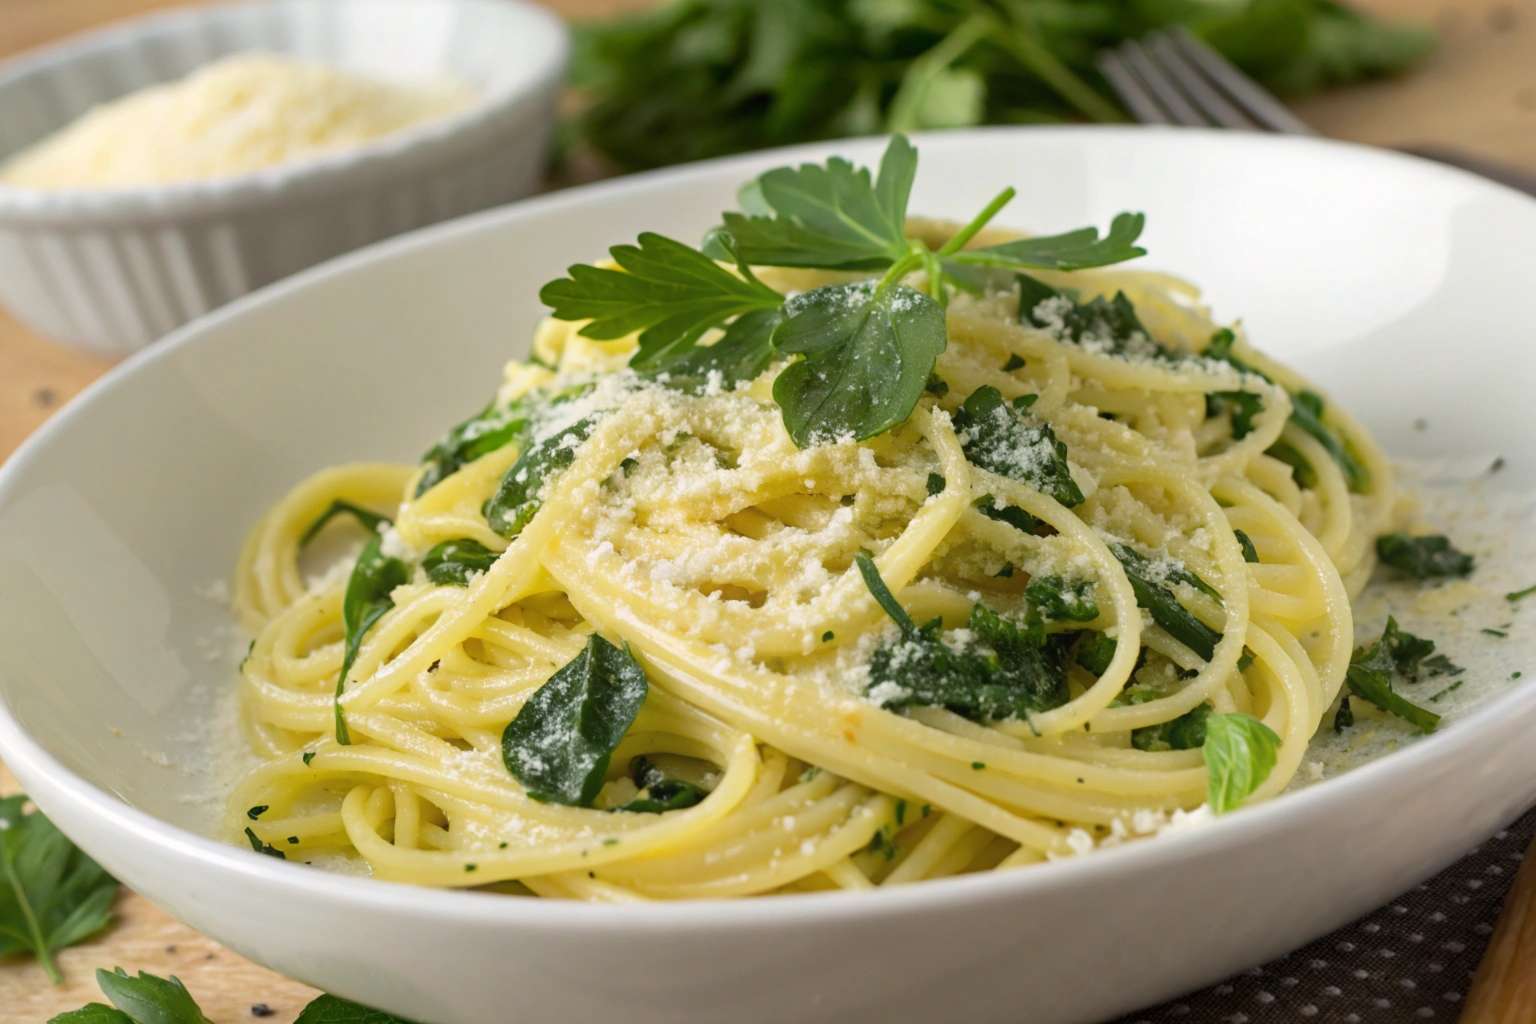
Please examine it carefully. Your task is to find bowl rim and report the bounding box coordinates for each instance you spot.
[0,0,569,225]
[2,124,1535,931]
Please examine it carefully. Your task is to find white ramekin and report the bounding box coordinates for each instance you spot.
[0,0,568,356]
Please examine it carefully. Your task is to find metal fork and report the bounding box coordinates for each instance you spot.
[1097,26,1536,196]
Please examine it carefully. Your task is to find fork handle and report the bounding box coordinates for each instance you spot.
[1461,832,1536,1022]
[1397,145,1536,197]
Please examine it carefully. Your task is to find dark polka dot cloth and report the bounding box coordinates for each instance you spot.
[1114,805,1536,1023]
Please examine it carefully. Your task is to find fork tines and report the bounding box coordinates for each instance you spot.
[1097,26,1314,134]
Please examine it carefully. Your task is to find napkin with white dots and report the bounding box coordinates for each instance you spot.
[1117,804,1535,1023]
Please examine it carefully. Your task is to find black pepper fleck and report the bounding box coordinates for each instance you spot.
[31,387,57,408]
[251,1005,276,1019]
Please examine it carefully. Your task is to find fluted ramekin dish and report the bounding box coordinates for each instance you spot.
[0,0,567,355]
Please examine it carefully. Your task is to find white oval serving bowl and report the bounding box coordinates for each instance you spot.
[1,128,1534,1024]
[0,0,567,356]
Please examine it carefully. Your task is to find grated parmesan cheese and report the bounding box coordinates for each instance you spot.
[2,53,475,189]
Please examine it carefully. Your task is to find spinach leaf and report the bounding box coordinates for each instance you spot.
[1074,631,1119,676]
[333,537,410,745]
[422,538,499,587]
[857,553,1068,722]
[295,994,421,1024]
[1132,702,1211,752]
[1025,574,1098,622]
[299,501,390,547]
[502,634,649,807]
[1234,529,1260,563]
[1345,617,1442,733]
[954,385,1083,506]
[540,231,784,371]
[416,397,534,497]
[91,969,211,1024]
[613,756,709,814]
[1289,390,1369,492]
[1333,694,1355,733]
[712,135,916,269]
[0,796,117,984]
[975,495,1043,535]
[771,281,946,446]
[1204,713,1280,813]
[1111,544,1223,661]
[1013,272,1165,359]
[483,419,597,539]
[1208,390,1264,440]
[1376,533,1475,579]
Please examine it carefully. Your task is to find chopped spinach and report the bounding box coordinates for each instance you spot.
[484,418,597,539]
[1132,702,1211,752]
[299,500,390,548]
[1376,533,1475,579]
[422,538,499,587]
[1345,617,1443,733]
[954,385,1082,506]
[333,537,410,745]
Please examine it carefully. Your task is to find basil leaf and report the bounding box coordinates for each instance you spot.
[94,969,212,1024]
[539,232,784,371]
[857,553,1068,722]
[416,397,533,497]
[295,994,421,1024]
[1111,544,1222,661]
[954,385,1083,506]
[1025,574,1099,622]
[1289,390,1369,493]
[957,213,1145,272]
[1345,617,1443,733]
[502,634,650,806]
[1204,713,1280,813]
[48,1006,133,1024]
[714,135,915,269]
[483,418,596,539]
[1376,533,1475,579]
[771,281,946,446]
[613,756,709,814]
[333,537,410,745]
[0,795,117,984]
[422,538,499,587]
[1132,702,1212,752]
[299,500,391,548]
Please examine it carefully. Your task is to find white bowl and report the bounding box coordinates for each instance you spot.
[0,0,566,356]
[1,127,1534,1024]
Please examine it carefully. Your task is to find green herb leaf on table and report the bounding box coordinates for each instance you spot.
[294,993,422,1024]
[954,385,1083,506]
[333,537,410,746]
[299,500,391,548]
[49,1004,134,1024]
[771,281,947,446]
[540,232,784,371]
[483,418,597,539]
[0,795,117,984]
[422,538,499,587]
[503,634,650,807]
[857,553,1068,723]
[1344,617,1443,733]
[1376,533,1475,579]
[1204,712,1281,813]
[92,969,212,1024]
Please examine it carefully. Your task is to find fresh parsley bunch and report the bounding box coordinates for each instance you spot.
[540,134,1146,446]
[50,970,419,1023]
[569,0,1434,173]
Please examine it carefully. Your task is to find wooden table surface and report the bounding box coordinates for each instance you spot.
[2,0,1534,1019]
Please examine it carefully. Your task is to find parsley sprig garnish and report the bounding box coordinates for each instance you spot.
[539,135,1145,447]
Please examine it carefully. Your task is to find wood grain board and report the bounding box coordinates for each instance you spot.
[1,0,1534,1018]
